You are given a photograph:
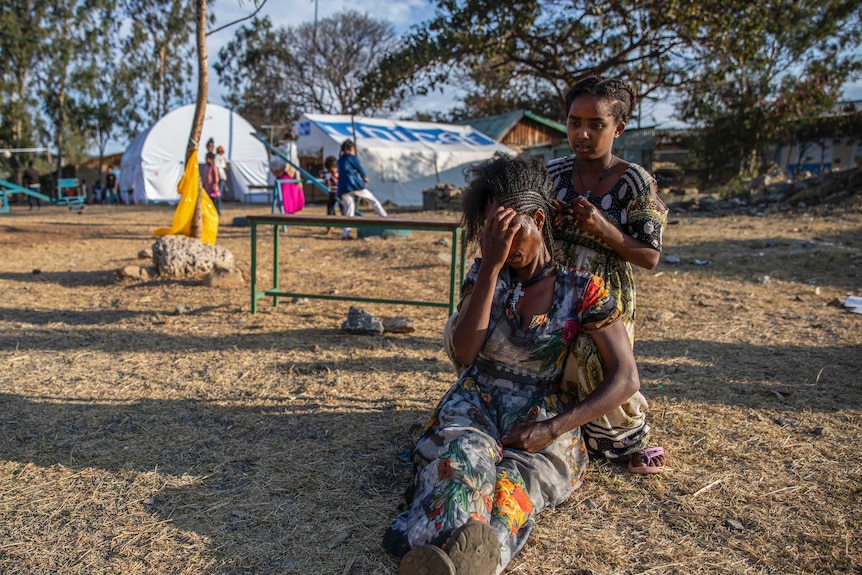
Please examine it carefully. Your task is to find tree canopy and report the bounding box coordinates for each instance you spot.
[214,10,401,126]
[357,0,862,181]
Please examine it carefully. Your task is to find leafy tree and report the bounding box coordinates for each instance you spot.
[0,0,52,149]
[214,16,292,127]
[677,1,862,183]
[359,0,861,184]
[359,0,728,113]
[34,1,116,189]
[116,0,201,134]
[215,10,401,125]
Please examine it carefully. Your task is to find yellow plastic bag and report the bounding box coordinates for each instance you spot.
[154,149,219,244]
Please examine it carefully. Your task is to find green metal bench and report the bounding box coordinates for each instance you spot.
[247,213,467,315]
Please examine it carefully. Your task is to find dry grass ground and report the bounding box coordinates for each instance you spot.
[1,199,860,575]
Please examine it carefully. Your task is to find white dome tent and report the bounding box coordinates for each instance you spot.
[120,103,270,204]
[295,114,516,206]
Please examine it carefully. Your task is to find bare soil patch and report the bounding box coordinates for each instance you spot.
[1,200,861,574]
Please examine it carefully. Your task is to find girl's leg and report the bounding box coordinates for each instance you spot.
[340,193,355,238]
[353,189,387,217]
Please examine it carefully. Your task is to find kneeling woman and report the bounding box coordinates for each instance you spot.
[383,153,641,574]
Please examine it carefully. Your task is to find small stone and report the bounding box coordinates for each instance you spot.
[203,266,244,288]
[725,518,745,531]
[665,256,681,264]
[291,297,310,304]
[116,265,153,281]
[654,311,675,322]
[583,499,598,510]
[138,247,153,259]
[31,269,41,274]
[434,238,449,247]
[758,275,771,284]
[231,509,248,518]
[383,316,415,333]
[326,531,349,549]
[174,303,191,315]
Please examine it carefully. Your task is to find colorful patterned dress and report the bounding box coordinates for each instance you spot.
[548,157,668,459]
[384,260,618,573]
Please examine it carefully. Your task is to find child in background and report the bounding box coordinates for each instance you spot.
[336,139,387,240]
[323,155,339,215]
[322,155,339,234]
[204,152,221,215]
[277,167,305,215]
[215,145,229,200]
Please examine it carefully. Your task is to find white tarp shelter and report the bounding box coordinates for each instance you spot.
[120,103,270,204]
[295,114,516,206]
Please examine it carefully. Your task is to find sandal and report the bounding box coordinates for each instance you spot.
[628,446,665,475]
[398,544,455,575]
[443,520,500,575]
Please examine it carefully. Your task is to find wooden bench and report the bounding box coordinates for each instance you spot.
[247,214,466,314]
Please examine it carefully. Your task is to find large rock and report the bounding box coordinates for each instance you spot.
[152,235,235,278]
[340,306,384,335]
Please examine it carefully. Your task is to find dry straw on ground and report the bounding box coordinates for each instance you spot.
[1,199,860,574]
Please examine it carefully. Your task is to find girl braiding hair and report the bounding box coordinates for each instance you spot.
[461,152,556,262]
[564,76,637,124]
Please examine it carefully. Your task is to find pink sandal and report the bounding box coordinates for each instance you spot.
[628,447,665,474]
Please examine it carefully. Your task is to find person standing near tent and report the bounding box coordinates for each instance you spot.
[337,139,387,240]
[104,166,118,205]
[204,152,221,215]
[24,161,41,210]
[322,155,339,233]
[215,145,229,200]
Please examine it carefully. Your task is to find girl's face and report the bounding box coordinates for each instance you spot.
[566,94,625,161]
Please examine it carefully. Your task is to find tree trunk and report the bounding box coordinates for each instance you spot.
[55,88,65,200]
[188,0,208,240]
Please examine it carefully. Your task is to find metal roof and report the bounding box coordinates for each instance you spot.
[456,110,566,140]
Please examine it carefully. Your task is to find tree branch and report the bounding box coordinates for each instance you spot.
[206,0,269,37]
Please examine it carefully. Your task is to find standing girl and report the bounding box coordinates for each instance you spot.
[336,139,387,240]
[549,76,668,474]
[204,152,221,215]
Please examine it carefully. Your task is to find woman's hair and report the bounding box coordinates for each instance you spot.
[564,76,637,124]
[461,152,555,258]
[340,139,355,154]
[324,155,337,169]
[205,152,215,161]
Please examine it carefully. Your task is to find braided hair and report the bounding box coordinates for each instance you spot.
[564,76,637,124]
[461,152,556,261]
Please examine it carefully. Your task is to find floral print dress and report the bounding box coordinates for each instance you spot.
[384,260,618,574]
[548,156,668,458]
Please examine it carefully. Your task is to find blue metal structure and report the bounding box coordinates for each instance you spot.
[0,178,86,213]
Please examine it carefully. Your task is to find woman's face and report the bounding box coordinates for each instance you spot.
[566,94,624,160]
[504,211,545,268]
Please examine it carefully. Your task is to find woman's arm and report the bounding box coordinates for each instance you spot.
[501,319,640,453]
[451,207,520,366]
